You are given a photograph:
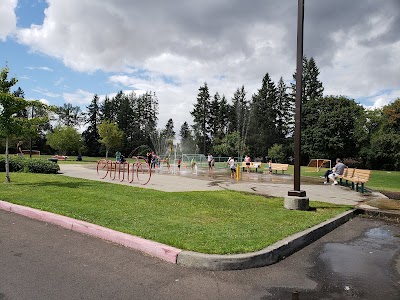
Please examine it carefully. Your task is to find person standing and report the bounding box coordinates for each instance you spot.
[268,160,272,174]
[207,154,214,170]
[244,155,251,172]
[17,141,24,157]
[146,151,153,166]
[115,151,121,162]
[228,156,236,178]
[191,158,196,170]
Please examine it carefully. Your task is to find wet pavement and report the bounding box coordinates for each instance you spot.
[268,220,400,299]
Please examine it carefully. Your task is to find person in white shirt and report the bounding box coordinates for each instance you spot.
[228,156,236,178]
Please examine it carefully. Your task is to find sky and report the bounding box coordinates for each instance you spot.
[1,0,400,131]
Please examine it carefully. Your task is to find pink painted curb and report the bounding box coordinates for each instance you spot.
[0,200,181,263]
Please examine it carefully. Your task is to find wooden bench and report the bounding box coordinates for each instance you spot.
[341,168,371,193]
[265,163,289,174]
[241,162,262,172]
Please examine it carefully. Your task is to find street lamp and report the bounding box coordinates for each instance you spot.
[285,0,309,210]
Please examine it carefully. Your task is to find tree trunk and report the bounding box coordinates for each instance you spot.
[105,149,109,160]
[5,136,10,183]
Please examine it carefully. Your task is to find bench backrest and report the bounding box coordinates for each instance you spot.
[353,169,371,181]
[342,167,355,178]
[270,163,289,170]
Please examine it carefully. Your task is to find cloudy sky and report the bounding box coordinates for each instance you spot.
[1,0,399,130]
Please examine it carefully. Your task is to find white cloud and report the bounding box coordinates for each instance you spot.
[12,0,400,129]
[364,89,400,109]
[63,89,94,105]
[39,98,50,105]
[26,66,54,72]
[0,0,17,41]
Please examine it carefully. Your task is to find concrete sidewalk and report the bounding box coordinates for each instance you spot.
[59,163,384,206]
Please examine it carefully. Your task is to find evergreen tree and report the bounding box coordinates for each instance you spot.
[291,56,324,130]
[229,86,250,159]
[100,95,114,122]
[218,95,230,136]
[208,92,223,142]
[290,56,324,163]
[276,77,293,139]
[139,91,158,147]
[0,66,17,93]
[13,88,28,118]
[163,118,175,140]
[190,83,211,154]
[55,103,84,128]
[13,87,25,98]
[115,92,134,153]
[248,73,279,158]
[82,94,101,156]
[179,121,195,153]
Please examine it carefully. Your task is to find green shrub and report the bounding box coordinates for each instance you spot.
[0,156,60,174]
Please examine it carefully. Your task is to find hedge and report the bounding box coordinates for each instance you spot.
[0,156,60,174]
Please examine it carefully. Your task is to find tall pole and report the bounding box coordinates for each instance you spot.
[29,105,33,158]
[288,0,306,197]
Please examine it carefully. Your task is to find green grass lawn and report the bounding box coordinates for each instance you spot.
[0,172,351,254]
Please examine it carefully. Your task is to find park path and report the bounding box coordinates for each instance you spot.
[59,164,385,206]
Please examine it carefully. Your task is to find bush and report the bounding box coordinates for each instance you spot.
[0,156,60,174]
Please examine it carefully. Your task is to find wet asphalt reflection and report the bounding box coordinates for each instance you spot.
[268,221,400,300]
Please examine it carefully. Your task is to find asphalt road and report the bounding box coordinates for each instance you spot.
[1,210,399,300]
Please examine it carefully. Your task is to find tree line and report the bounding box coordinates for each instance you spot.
[188,57,400,170]
[1,60,400,170]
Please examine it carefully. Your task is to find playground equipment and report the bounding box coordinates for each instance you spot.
[97,156,151,185]
[306,159,331,172]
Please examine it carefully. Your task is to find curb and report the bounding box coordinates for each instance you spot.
[176,209,358,270]
[0,200,181,263]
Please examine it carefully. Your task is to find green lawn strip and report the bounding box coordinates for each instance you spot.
[0,173,351,254]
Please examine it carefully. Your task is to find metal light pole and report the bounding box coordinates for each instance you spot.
[285,0,308,209]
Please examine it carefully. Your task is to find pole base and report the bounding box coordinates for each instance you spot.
[288,190,306,197]
[284,196,309,211]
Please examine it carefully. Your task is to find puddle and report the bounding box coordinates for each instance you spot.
[315,225,400,299]
[267,223,400,299]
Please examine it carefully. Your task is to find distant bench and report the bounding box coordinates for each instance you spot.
[241,162,262,172]
[267,163,289,174]
[339,168,372,193]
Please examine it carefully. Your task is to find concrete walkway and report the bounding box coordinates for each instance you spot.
[59,164,384,206]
